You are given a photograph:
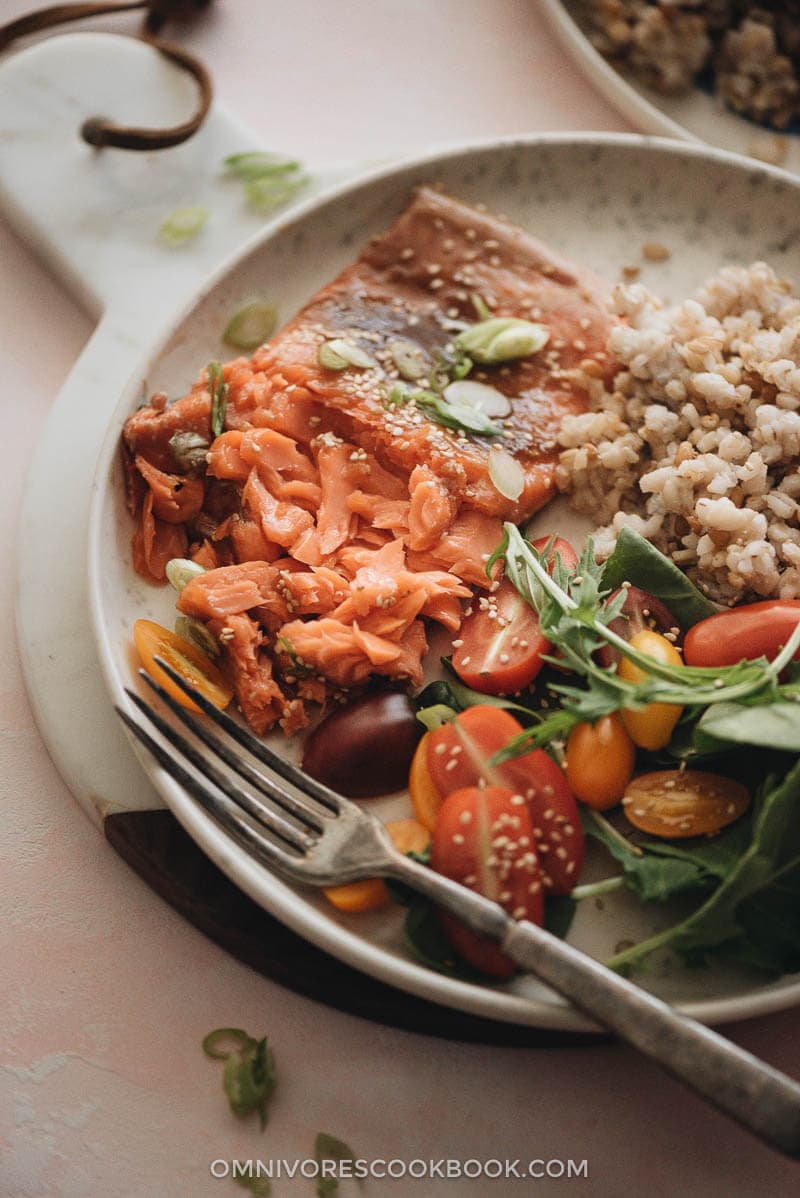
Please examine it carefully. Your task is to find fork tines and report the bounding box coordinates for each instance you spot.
[118,657,347,862]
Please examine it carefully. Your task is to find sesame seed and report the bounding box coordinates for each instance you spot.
[459,810,473,825]
[434,743,447,755]
[510,794,525,807]
[399,247,414,260]
[512,906,527,920]
[445,758,458,772]
[452,832,465,845]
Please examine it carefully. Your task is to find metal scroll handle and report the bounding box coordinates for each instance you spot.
[0,1,213,149]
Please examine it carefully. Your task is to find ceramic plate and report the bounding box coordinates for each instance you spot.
[542,0,800,177]
[89,134,800,1031]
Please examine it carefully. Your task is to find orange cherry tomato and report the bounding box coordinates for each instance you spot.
[622,770,751,839]
[323,818,431,912]
[618,628,684,751]
[133,619,233,712]
[565,713,636,811]
[408,734,442,833]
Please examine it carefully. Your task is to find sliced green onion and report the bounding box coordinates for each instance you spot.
[455,316,550,364]
[488,445,525,501]
[443,379,510,417]
[222,1037,276,1128]
[223,301,277,351]
[318,338,376,371]
[223,151,302,180]
[416,703,457,732]
[313,1133,359,1198]
[244,173,309,211]
[207,361,229,438]
[175,615,221,659]
[471,293,493,321]
[201,1027,257,1060]
[389,339,429,380]
[166,557,206,594]
[159,205,209,246]
[169,431,209,470]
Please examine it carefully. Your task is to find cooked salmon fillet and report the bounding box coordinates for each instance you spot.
[123,187,616,733]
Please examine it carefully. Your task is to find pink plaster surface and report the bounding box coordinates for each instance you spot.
[1,3,799,1195]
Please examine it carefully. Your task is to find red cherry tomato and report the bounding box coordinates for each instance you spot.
[684,600,800,669]
[596,585,680,669]
[451,536,578,695]
[426,706,583,894]
[430,785,543,978]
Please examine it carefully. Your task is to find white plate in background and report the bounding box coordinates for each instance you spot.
[541,0,800,176]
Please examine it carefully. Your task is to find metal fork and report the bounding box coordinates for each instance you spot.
[118,660,800,1159]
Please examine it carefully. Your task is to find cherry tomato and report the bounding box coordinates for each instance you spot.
[430,785,543,978]
[451,536,577,695]
[425,706,583,893]
[684,600,800,669]
[133,619,233,712]
[565,713,635,811]
[618,628,684,751]
[622,770,751,838]
[408,733,442,833]
[596,586,680,669]
[302,691,422,798]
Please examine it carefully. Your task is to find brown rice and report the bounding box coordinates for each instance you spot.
[556,262,800,605]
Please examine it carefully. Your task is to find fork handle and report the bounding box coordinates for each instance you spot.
[393,856,800,1158]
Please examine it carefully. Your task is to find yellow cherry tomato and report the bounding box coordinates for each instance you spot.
[565,713,636,811]
[618,628,684,751]
[622,770,751,838]
[323,819,431,912]
[408,733,443,833]
[133,619,233,712]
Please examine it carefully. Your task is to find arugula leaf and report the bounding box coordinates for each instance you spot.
[207,361,229,438]
[314,1133,362,1197]
[497,524,800,739]
[607,759,800,973]
[600,526,720,628]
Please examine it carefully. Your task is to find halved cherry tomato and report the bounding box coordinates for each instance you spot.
[618,628,684,751]
[324,818,430,912]
[622,770,751,838]
[425,706,583,893]
[430,785,543,978]
[565,713,635,811]
[451,536,578,696]
[133,619,233,712]
[597,586,680,669]
[684,600,800,669]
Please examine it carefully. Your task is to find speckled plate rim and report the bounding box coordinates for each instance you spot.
[89,131,800,1032]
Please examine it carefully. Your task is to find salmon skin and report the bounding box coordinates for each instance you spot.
[123,187,615,734]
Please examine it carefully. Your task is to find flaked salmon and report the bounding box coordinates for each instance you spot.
[123,187,616,732]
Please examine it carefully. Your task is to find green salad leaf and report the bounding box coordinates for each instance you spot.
[600,526,720,628]
[606,760,800,974]
[696,699,800,753]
